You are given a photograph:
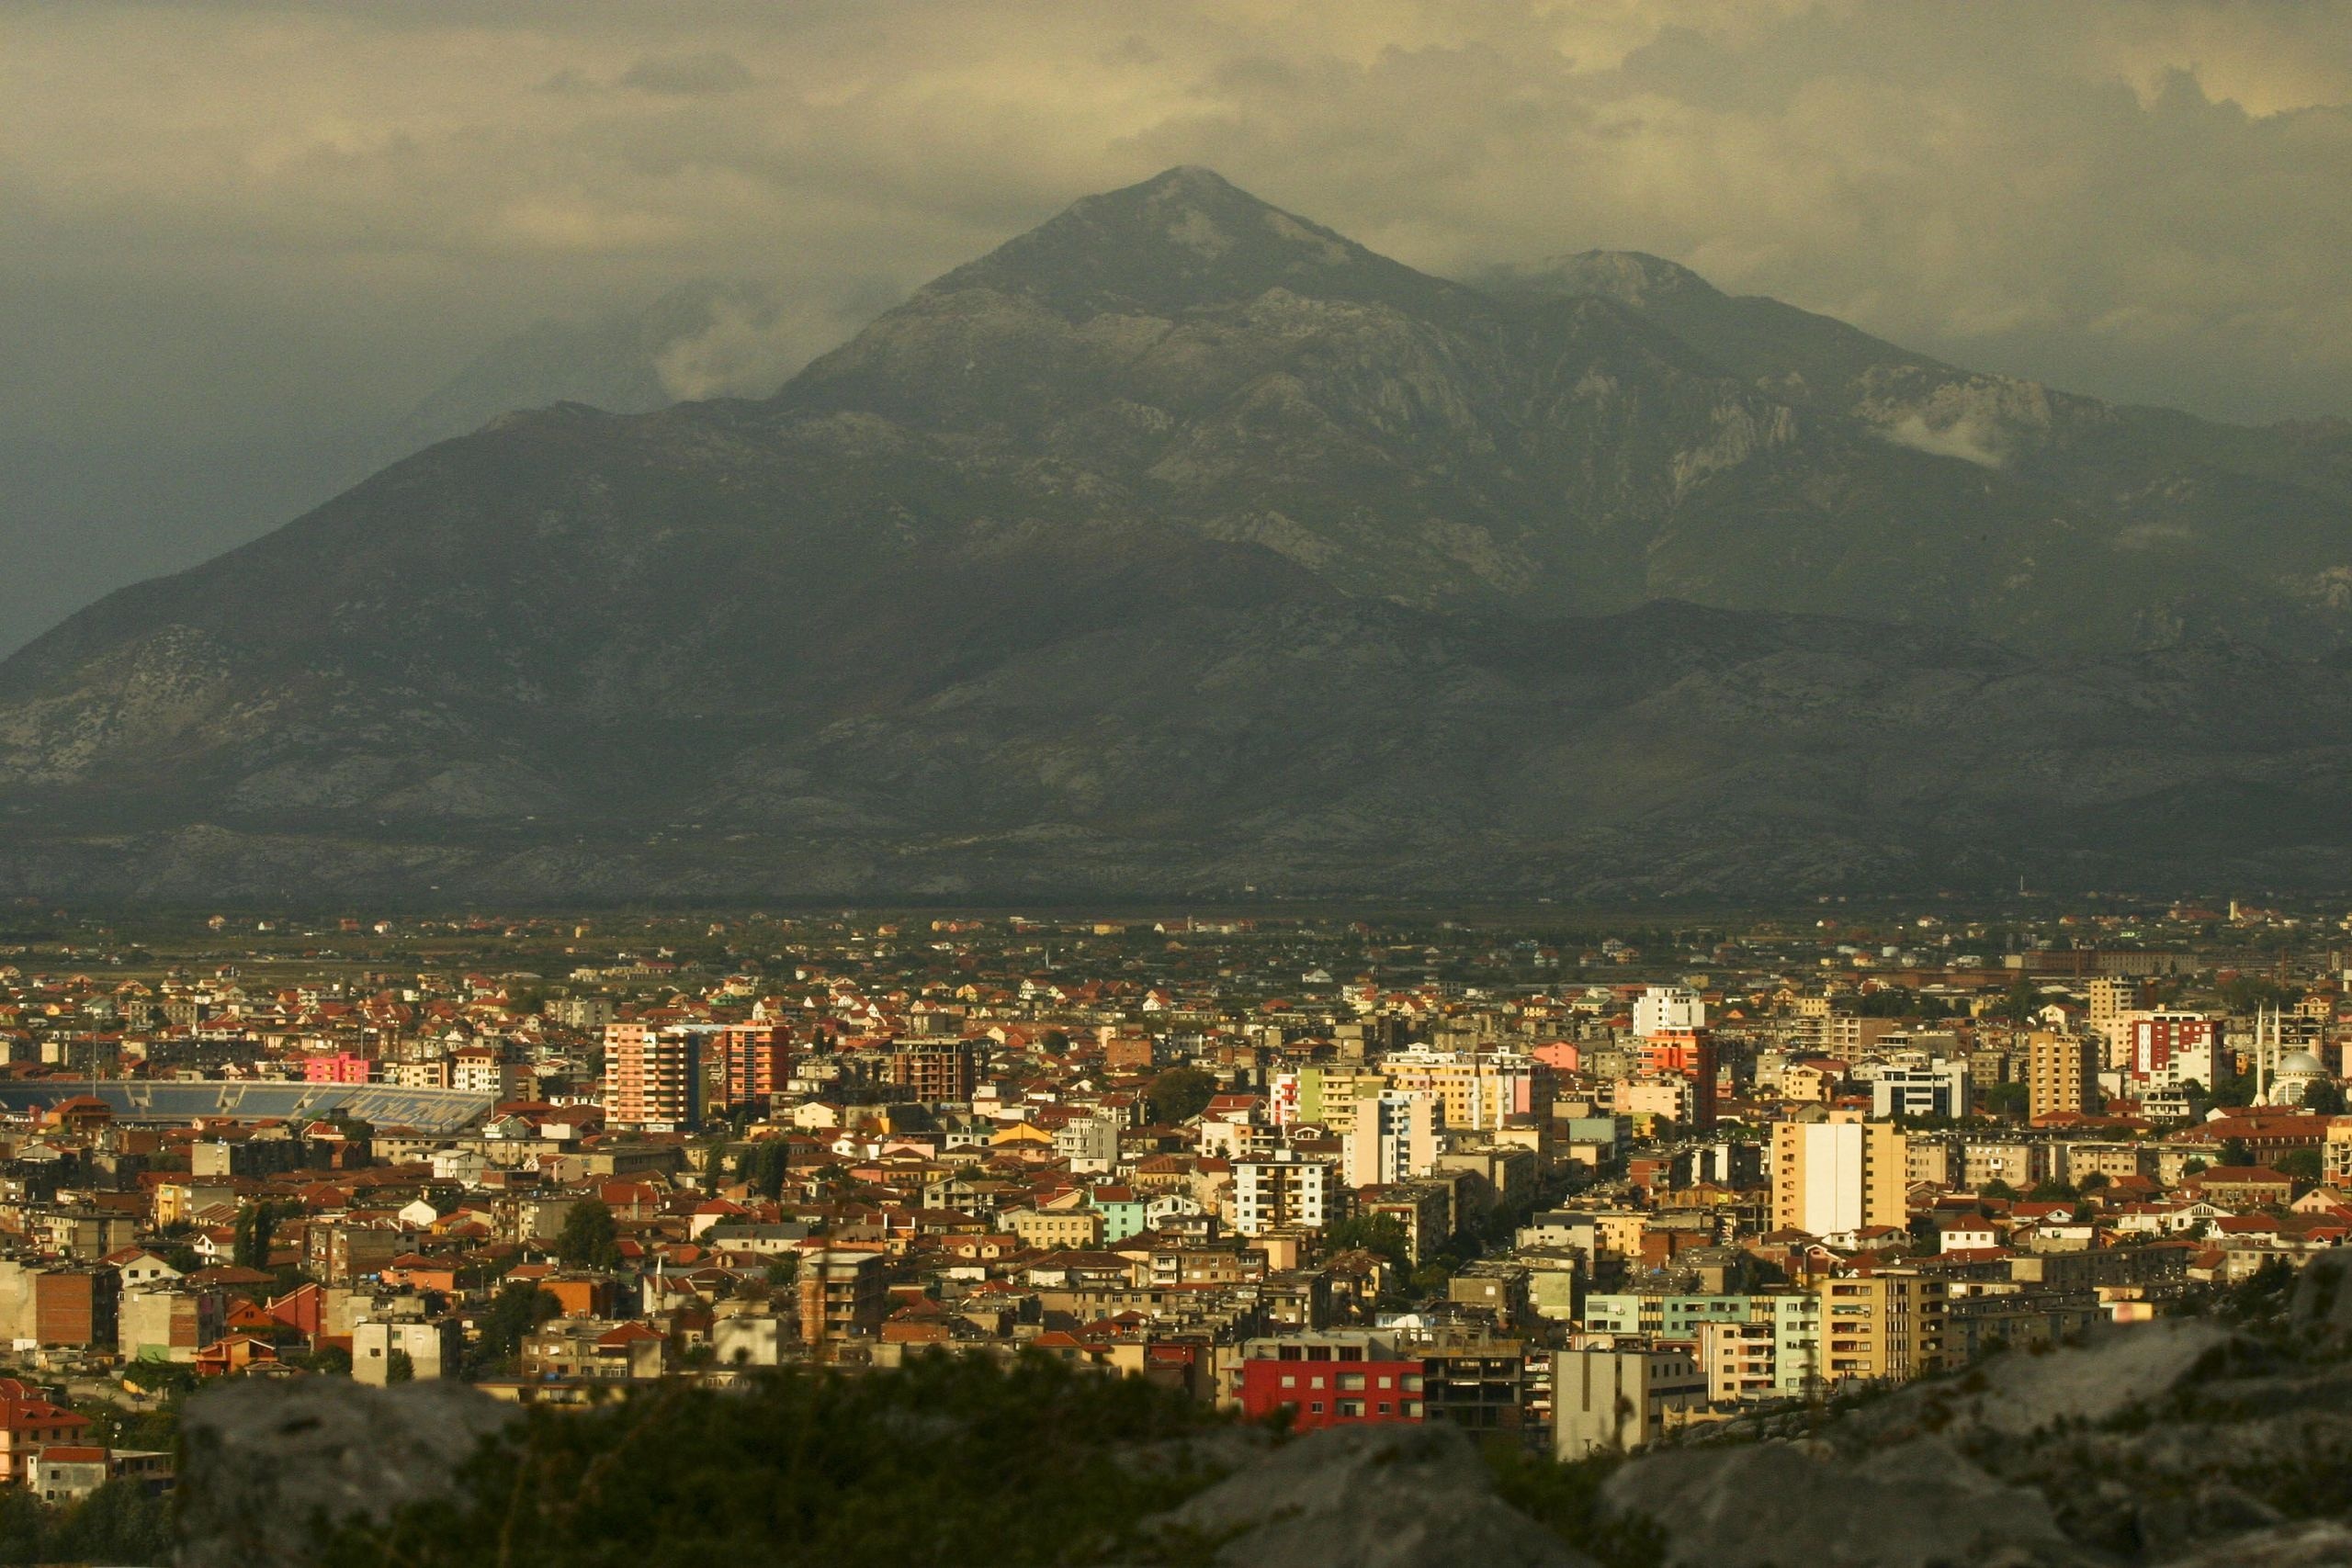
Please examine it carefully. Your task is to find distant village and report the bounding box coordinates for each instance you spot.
[0,897,2345,1496]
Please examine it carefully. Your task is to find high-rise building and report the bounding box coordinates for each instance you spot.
[1340,1089,1442,1188]
[1814,1269,1950,1382]
[1231,1151,1339,1235]
[1637,1032,1718,1129]
[718,1023,787,1112]
[603,1023,701,1131]
[2130,1013,2222,1092]
[880,1040,979,1103]
[2028,1031,2099,1121]
[1770,1113,1906,1236]
[797,1249,888,1348]
[2087,977,2142,1067]
[1634,986,1706,1038]
[1296,1066,1387,1134]
[1380,1050,1549,1132]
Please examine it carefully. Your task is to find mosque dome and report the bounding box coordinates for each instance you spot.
[2271,1049,2328,1105]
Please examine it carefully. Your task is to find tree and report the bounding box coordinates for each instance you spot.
[749,1139,790,1202]
[1980,1083,2030,1122]
[1146,1066,1218,1125]
[46,1479,171,1568]
[555,1198,622,1270]
[2211,1066,2257,1108]
[1995,978,2040,1026]
[1322,1213,1412,1270]
[232,1201,278,1270]
[466,1281,560,1378]
[2303,1079,2346,1117]
[2222,1138,2255,1168]
[386,1348,416,1383]
[1408,1261,1453,1297]
[2278,1148,2324,1182]
[1856,987,1916,1019]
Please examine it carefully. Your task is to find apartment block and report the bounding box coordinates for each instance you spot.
[1815,1269,1949,1382]
[1770,1114,1907,1236]
[2028,1031,2100,1121]
[603,1022,700,1131]
[1231,1152,1339,1236]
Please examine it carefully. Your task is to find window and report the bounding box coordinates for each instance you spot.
[1337,1401,1364,1417]
[1377,1374,1394,1389]
[1337,1372,1365,1391]
[1404,1400,1422,1417]
[1401,1373,1423,1391]
[1378,1402,1393,1415]
[1279,1374,1295,1389]
[1309,1401,1324,1414]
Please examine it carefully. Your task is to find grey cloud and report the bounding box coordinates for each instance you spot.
[616,50,755,96]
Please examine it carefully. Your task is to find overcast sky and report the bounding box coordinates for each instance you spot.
[6,0,2352,650]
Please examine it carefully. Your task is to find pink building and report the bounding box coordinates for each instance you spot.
[302,1053,375,1085]
[1532,1041,1579,1072]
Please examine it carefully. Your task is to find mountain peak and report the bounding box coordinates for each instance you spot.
[1484,250,1722,309]
[925,166,1474,321]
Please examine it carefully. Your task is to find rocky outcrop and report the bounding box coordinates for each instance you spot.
[1142,1422,1592,1568]
[176,1377,517,1568]
[1603,1436,2089,1568]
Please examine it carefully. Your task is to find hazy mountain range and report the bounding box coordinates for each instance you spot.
[6,166,2351,905]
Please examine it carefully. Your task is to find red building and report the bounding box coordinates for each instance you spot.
[1235,1333,1428,1429]
[0,1381,90,1483]
[1639,1032,1719,1129]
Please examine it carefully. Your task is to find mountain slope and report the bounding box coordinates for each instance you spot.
[380,280,826,460]
[4,166,2351,903]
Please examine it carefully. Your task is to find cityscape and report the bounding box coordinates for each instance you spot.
[0,898,2343,1558]
[12,3,2352,1563]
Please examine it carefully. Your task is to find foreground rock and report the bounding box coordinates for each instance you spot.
[177,1377,517,1567]
[1604,1436,2092,1568]
[1848,1318,2234,1447]
[1141,1422,1594,1568]
[2156,1520,2352,1566]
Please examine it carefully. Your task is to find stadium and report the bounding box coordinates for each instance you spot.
[0,1080,493,1135]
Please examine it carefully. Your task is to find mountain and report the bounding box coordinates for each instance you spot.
[381,279,826,459]
[5,165,2351,904]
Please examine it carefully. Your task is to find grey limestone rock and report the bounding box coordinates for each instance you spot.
[1143,1421,1595,1568]
[1850,1319,2233,1446]
[2289,1251,2352,1338]
[1603,1436,2093,1568]
[176,1375,518,1568]
[2155,1520,2352,1566]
